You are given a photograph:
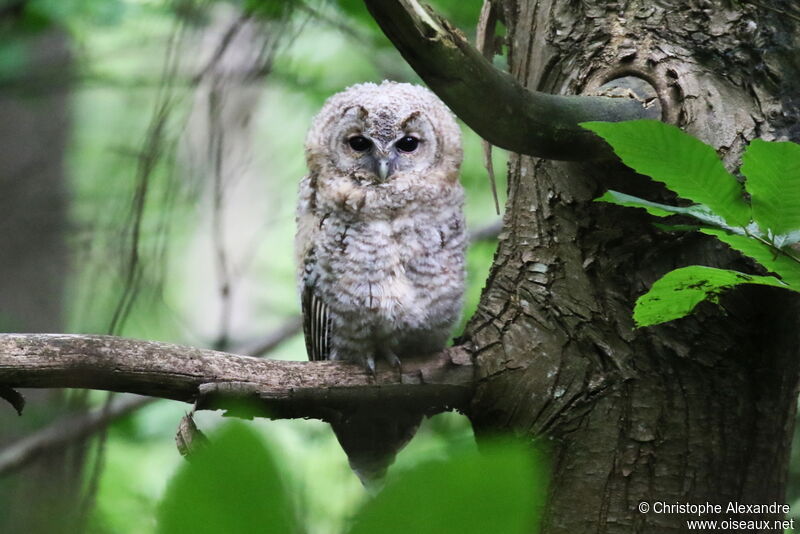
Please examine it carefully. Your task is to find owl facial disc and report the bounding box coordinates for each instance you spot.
[305,81,463,185]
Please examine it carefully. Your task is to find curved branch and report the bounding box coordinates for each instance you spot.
[0,394,152,476]
[0,334,473,420]
[363,0,660,160]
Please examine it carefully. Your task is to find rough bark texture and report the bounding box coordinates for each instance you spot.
[465,1,800,533]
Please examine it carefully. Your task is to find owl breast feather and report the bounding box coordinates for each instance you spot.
[308,186,466,360]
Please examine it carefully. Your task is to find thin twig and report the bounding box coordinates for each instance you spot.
[738,0,800,23]
[0,395,151,477]
[476,0,501,215]
[469,220,503,243]
[233,316,303,357]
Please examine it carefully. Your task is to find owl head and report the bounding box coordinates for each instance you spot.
[305,81,462,184]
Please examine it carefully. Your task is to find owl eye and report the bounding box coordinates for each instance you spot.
[395,136,419,153]
[347,135,372,152]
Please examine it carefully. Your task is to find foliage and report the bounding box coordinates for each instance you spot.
[349,440,543,534]
[157,422,544,534]
[631,265,786,327]
[10,0,125,30]
[582,119,800,327]
[157,422,297,534]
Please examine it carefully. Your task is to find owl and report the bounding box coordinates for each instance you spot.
[295,81,466,485]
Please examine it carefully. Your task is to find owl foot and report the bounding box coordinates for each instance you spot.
[363,350,402,379]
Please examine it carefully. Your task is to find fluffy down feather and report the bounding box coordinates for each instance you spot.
[295,81,466,485]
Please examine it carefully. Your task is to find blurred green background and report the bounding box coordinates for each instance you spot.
[0,1,509,532]
[8,1,799,533]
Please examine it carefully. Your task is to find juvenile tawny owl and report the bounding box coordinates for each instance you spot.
[295,81,466,485]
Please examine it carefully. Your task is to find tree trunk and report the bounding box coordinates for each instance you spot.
[0,23,83,534]
[465,1,800,532]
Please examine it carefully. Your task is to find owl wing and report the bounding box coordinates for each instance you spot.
[296,174,332,361]
[301,261,332,361]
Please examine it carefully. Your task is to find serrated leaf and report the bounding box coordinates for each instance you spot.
[741,138,800,239]
[157,422,296,534]
[596,190,734,229]
[634,265,787,327]
[700,228,800,289]
[348,441,544,534]
[582,120,750,227]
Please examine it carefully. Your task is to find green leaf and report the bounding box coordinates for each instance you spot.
[633,265,787,327]
[700,228,800,289]
[582,120,750,227]
[741,138,800,239]
[595,190,677,217]
[596,190,730,228]
[348,441,545,534]
[157,422,297,534]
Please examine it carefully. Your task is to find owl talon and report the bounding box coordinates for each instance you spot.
[384,350,402,370]
[365,355,376,376]
[379,349,402,380]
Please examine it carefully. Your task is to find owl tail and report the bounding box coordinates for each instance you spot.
[330,411,422,490]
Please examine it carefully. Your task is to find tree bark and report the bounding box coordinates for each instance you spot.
[464,1,800,532]
[0,334,473,419]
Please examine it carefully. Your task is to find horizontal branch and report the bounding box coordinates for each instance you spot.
[468,218,502,242]
[0,316,304,476]
[0,221,497,424]
[363,0,660,160]
[0,334,474,420]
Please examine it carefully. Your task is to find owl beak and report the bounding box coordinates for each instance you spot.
[377,158,392,181]
[374,152,396,182]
